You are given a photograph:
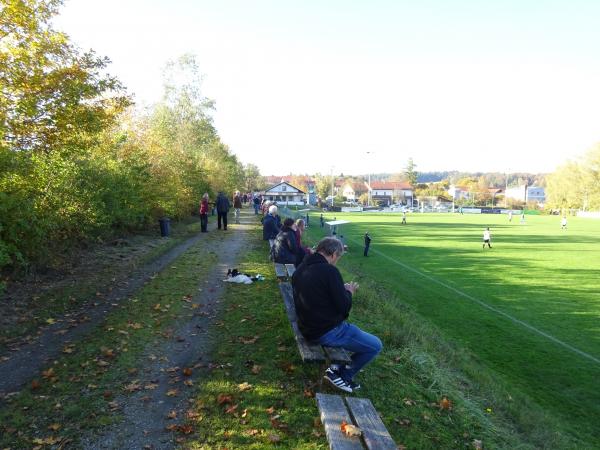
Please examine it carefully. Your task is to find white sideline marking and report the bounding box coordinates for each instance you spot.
[359,241,600,366]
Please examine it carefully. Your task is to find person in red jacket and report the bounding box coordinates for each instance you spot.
[199,193,210,232]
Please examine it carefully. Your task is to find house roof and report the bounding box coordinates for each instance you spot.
[370,181,412,190]
[264,181,306,194]
[264,175,315,185]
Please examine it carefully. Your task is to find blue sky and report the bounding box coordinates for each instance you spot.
[54,0,600,175]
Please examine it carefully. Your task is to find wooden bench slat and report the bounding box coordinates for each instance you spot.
[274,263,287,279]
[323,346,352,364]
[279,282,326,362]
[284,263,296,277]
[345,397,397,450]
[278,282,297,322]
[316,393,364,450]
[289,320,328,362]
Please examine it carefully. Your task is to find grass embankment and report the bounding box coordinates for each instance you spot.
[0,218,202,352]
[183,227,550,449]
[0,233,216,448]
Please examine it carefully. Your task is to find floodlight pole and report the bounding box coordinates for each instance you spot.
[330,166,334,207]
[366,151,375,207]
[505,172,509,208]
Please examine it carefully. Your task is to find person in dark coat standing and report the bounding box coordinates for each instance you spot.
[199,193,210,232]
[262,204,281,249]
[215,192,230,230]
[364,232,371,256]
[292,237,382,393]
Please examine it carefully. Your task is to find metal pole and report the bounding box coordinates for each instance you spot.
[330,166,334,207]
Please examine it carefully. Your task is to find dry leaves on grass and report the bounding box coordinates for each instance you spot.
[238,382,253,392]
[217,394,233,405]
[239,335,259,345]
[439,397,453,410]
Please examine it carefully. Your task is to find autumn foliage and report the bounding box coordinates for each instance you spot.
[0,0,247,273]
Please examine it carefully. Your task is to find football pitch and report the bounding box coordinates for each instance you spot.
[310,211,600,444]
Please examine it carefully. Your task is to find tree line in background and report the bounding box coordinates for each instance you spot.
[545,145,600,211]
[0,0,259,274]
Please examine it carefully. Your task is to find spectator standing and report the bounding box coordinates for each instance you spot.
[292,237,382,393]
[263,205,281,249]
[253,195,261,215]
[320,213,324,228]
[215,192,230,230]
[199,193,210,232]
[242,193,248,204]
[364,232,371,256]
[401,211,407,224]
[233,191,242,224]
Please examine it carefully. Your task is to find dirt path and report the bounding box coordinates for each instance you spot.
[0,211,253,398]
[80,209,255,449]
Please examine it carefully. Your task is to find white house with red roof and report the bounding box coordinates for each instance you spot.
[369,181,414,206]
[263,181,306,205]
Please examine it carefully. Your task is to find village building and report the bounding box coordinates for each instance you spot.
[263,181,306,206]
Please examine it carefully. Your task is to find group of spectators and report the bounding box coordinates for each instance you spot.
[262,204,312,267]
[198,190,261,232]
[262,205,382,394]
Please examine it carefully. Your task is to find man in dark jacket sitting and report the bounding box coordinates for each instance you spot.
[292,237,382,393]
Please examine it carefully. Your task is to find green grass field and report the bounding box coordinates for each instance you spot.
[307,212,600,446]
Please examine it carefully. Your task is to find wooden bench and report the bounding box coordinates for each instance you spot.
[273,262,296,280]
[316,393,397,450]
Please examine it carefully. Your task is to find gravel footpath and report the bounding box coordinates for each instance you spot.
[82,210,255,449]
[0,215,236,397]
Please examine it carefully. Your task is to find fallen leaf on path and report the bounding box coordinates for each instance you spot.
[217,394,233,405]
[124,382,141,392]
[238,382,252,392]
[439,397,453,410]
[166,389,179,397]
[340,421,362,437]
[225,404,239,414]
[144,383,159,390]
[184,380,194,386]
[182,367,193,376]
[41,368,55,379]
[239,336,259,345]
[31,379,40,390]
[167,410,177,419]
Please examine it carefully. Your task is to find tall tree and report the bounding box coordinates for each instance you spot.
[0,0,129,153]
[404,157,418,187]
